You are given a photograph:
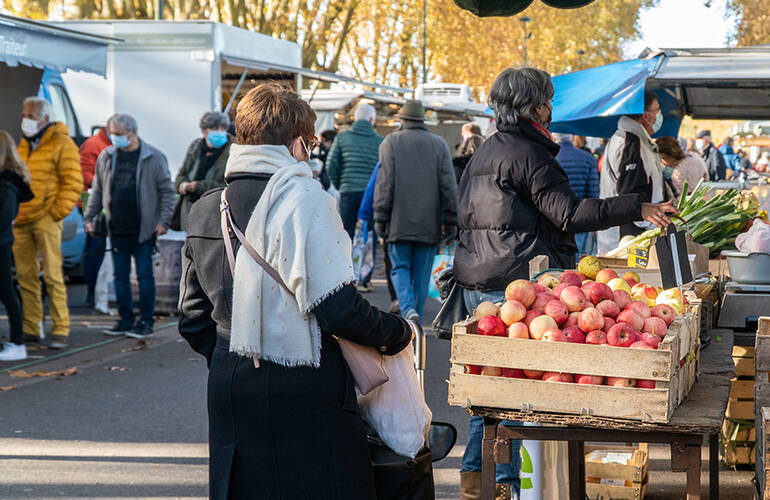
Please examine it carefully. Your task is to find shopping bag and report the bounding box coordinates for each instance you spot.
[736,218,770,253]
[428,245,454,299]
[358,342,432,458]
[352,221,374,283]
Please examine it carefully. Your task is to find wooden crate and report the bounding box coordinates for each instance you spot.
[759,407,770,497]
[754,318,770,492]
[448,310,700,423]
[585,444,648,500]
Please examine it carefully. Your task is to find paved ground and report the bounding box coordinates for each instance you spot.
[0,278,757,499]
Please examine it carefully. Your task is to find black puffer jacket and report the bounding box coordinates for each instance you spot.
[454,121,643,292]
[0,170,34,246]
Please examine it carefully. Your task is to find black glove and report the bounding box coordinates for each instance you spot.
[374,221,388,241]
[441,225,458,245]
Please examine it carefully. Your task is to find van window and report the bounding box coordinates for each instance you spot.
[47,83,78,136]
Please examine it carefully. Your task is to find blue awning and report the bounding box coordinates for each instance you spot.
[549,56,682,138]
[0,14,118,76]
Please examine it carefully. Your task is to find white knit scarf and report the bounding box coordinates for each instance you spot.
[225,144,354,367]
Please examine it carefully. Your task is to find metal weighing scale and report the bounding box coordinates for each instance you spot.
[717,262,770,346]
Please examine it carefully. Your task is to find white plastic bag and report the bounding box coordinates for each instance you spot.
[736,219,770,254]
[357,342,432,458]
[352,222,374,283]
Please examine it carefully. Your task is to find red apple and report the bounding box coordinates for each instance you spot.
[613,289,632,310]
[595,299,620,319]
[577,273,587,281]
[639,331,661,349]
[508,322,530,339]
[565,311,581,328]
[595,269,619,284]
[643,316,668,337]
[606,376,636,388]
[563,327,586,344]
[602,317,615,332]
[478,315,507,337]
[465,364,482,374]
[537,273,559,290]
[576,374,604,385]
[532,282,548,294]
[552,283,569,300]
[481,366,502,376]
[523,310,539,327]
[625,277,638,287]
[532,292,555,313]
[505,279,536,307]
[542,372,574,383]
[651,304,676,326]
[529,315,558,340]
[558,271,583,287]
[589,283,614,305]
[585,330,608,345]
[500,300,527,326]
[544,299,569,326]
[559,286,588,312]
[578,307,604,333]
[607,323,637,347]
[626,300,651,319]
[501,368,526,378]
[474,301,500,321]
[541,328,567,342]
[581,281,595,298]
[524,369,544,379]
[637,379,656,389]
[630,340,654,349]
[616,309,644,331]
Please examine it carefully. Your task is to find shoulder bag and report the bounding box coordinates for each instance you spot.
[431,269,467,340]
[219,189,388,395]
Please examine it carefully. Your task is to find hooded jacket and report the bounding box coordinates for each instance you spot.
[454,120,642,292]
[326,120,382,193]
[597,116,664,254]
[16,122,82,225]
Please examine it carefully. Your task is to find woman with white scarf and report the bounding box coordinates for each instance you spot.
[178,83,412,500]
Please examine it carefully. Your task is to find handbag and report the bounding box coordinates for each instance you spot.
[168,196,183,231]
[92,212,107,237]
[218,189,388,395]
[431,269,467,340]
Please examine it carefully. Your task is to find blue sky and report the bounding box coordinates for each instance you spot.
[624,0,735,58]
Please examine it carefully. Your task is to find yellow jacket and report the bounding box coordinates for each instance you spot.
[16,122,82,225]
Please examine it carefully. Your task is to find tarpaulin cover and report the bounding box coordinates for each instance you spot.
[454,0,595,17]
[549,56,683,139]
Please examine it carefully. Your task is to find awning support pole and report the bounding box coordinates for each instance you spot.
[224,68,248,114]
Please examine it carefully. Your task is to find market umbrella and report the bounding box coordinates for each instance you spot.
[454,0,596,17]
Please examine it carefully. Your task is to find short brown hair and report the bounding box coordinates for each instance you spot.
[656,136,686,162]
[235,82,316,147]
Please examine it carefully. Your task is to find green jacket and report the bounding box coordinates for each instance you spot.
[326,120,382,193]
[174,137,231,231]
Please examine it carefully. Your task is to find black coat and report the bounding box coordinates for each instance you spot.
[702,143,727,181]
[0,171,33,246]
[178,173,411,500]
[453,121,643,292]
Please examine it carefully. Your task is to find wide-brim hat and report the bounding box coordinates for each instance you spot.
[396,99,426,121]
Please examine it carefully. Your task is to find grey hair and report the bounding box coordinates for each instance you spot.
[551,132,573,143]
[199,111,230,130]
[488,67,554,127]
[108,113,138,133]
[23,97,53,120]
[354,103,376,122]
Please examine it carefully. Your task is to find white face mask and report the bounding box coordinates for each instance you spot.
[290,137,313,163]
[695,139,705,151]
[21,118,40,137]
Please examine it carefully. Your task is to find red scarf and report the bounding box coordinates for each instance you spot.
[524,119,553,141]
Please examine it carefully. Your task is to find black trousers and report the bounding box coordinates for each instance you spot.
[0,243,23,344]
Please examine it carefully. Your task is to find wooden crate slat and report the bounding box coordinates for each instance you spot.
[726,400,755,420]
[735,357,756,377]
[586,479,647,500]
[759,316,770,336]
[584,449,647,482]
[451,333,675,381]
[757,332,770,372]
[448,372,674,422]
[730,379,756,400]
[733,345,755,358]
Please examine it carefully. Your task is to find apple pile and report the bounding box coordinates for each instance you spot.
[466,268,680,390]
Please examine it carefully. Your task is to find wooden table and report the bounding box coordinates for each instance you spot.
[472,328,736,500]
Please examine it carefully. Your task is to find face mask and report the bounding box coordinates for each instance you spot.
[308,158,323,175]
[695,139,705,151]
[651,111,663,134]
[541,104,553,129]
[111,134,131,149]
[21,118,40,137]
[290,137,313,162]
[207,130,228,148]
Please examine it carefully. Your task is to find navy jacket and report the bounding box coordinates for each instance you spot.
[555,139,599,200]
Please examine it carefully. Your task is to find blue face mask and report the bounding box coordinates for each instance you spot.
[110,134,130,149]
[207,130,228,148]
[652,111,663,134]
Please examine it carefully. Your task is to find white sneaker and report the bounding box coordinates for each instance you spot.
[0,343,27,361]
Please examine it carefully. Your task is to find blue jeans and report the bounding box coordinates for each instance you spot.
[112,236,155,327]
[339,191,365,240]
[83,234,106,290]
[461,288,521,494]
[388,242,436,319]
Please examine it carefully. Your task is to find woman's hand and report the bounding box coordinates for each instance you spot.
[178,182,188,195]
[641,200,679,228]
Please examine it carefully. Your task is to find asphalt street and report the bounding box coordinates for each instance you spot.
[0,279,756,499]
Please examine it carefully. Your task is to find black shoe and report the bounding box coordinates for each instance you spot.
[85,288,95,308]
[103,322,133,336]
[22,333,40,344]
[126,322,154,340]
